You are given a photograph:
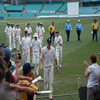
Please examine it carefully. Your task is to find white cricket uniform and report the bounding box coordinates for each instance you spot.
[40,46,56,99]
[11,27,16,49]
[54,35,63,67]
[39,27,45,46]
[31,39,41,75]
[36,26,40,34]
[15,28,21,51]
[5,26,12,51]
[25,27,32,40]
[20,36,31,64]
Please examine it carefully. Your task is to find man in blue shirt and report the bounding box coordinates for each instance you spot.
[75,20,83,42]
[64,20,72,43]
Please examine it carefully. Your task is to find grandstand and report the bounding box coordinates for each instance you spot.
[0,3,4,11]
[59,2,67,12]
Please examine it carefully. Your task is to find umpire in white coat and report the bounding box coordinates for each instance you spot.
[54,31,63,67]
[40,38,59,100]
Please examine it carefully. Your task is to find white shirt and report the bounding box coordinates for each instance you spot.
[36,26,40,34]
[54,35,63,48]
[15,28,21,36]
[87,63,100,88]
[20,36,31,50]
[31,39,41,52]
[39,27,45,36]
[40,46,56,67]
[11,27,15,37]
[5,26,12,36]
[25,27,32,34]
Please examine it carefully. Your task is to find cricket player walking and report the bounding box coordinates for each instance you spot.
[19,31,31,64]
[15,24,22,51]
[39,23,45,46]
[30,33,41,75]
[40,38,59,100]
[5,23,12,51]
[25,23,32,40]
[11,23,16,50]
[54,31,63,67]
[36,23,40,35]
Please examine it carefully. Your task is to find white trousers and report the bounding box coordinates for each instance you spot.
[40,36,43,46]
[44,66,54,99]
[7,36,12,51]
[11,37,16,49]
[56,47,62,67]
[22,49,30,64]
[32,51,39,75]
[16,36,20,51]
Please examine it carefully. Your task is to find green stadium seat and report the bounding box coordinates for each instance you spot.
[25,4,42,11]
[22,13,36,17]
[0,3,4,10]
[36,13,48,16]
[0,12,8,17]
[59,2,67,12]
[43,3,63,12]
[10,12,22,17]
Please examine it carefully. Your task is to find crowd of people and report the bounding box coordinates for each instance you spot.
[0,19,99,100]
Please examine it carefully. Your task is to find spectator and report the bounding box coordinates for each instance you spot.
[84,54,100,100]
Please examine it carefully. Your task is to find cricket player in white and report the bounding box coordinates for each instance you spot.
[25,23,32,40]
[5,23,12,51]
[39,23,45,46]
[19,31,31,64]
[11,23,16,50]
[54,31,63,67]
[40,38,59,100]
[30,33,41,75]
[36,23,40,35]
[15,24,22,51]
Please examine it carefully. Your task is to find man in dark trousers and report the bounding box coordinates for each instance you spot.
[48,22,55,44]
[64,20,72,43]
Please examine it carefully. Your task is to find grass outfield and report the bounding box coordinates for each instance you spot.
[0,17,100,100]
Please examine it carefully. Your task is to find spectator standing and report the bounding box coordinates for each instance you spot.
[84,54,100,100]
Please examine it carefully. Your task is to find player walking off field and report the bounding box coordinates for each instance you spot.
[75,20,83,42]
[36,23,40,35]
[64,20,72,43]
[30,33,41,75]
[11,23,16,50]
[39,23,45,46]
[25,23,32,40]
[15,24,22,51]
[40,38,59,100]
[54,31,63,67]
[91,19,99,42]
[19,31,31,64]
[5,23,12,51]
[48,22,55,44]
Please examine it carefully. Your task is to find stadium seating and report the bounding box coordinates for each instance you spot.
[0,3,4,10]
[25,4,42,11]
[37,13,49,16]
[43,3,63,12]
[49,13,59,16]
[22,13,36,17]
[0,12,8,17]
[10,12,22,17]
[59,2,67,12]
[79,6,100,14]
[6,5,23,11]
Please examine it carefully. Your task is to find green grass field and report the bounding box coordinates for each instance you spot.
[0,17,100,100]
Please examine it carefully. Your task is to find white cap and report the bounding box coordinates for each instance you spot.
[40,22,43,25]
[33,33,38,37]
[78,20,80,22]
[67,20,70,22]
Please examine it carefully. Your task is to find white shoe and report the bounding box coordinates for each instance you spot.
[59,65,62,67]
